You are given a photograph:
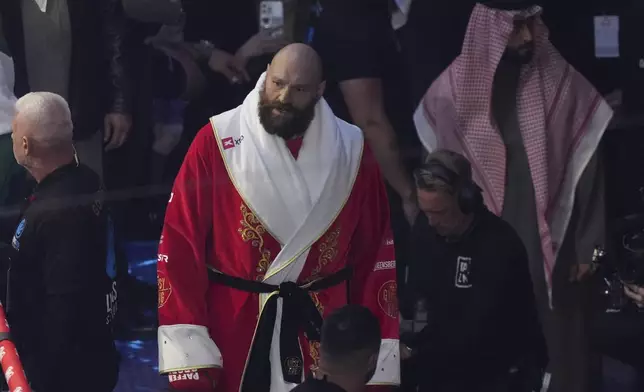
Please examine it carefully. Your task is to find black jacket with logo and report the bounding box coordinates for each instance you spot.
[407,207,545,391]
[7,163,118,392]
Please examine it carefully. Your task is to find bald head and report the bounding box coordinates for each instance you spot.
[270,43,323,84]
[259,44,325,139]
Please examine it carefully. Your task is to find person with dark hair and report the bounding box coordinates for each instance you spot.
[292,305,381,392]
[405,149,546,392]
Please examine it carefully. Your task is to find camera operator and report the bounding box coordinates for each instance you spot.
[403,149,546,392]
[7,92,118,392]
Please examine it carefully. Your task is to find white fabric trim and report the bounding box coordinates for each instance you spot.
[0,52,16,136]
[212,72,363,392]
[158,324,223,373]
[368,339,401,385]
[413,105,438,154]
[211,73,363,287]
[549,100,613,259]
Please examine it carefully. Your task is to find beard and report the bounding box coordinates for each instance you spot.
[503,42,535,65]
[258,88,318,140]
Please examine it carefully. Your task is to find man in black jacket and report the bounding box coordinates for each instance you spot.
[405,150,546,392]
[8,92,118,392]
[0,0,132,175]
[292,305,381,392]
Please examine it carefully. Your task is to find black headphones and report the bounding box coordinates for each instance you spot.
[415,160,482,215]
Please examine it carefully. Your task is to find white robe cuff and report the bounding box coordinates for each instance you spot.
[368,339,401,386]
[158,324,223,373]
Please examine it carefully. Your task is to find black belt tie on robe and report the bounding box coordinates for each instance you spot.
[207,266,352,392]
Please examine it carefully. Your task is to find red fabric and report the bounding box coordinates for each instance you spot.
[419,4,607,286]
[286,137,304,159]
[158,124,398,392]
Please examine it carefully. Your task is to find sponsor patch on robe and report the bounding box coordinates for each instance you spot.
[222,137,235,150]
[158,270,172,308]
[378,280,398,318]
[373,260,396,271]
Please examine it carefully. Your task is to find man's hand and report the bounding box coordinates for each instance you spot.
[207,48,249,84]
[400,343,413,361]
[234,29,289,75]
[104,113,132,151]
[624,284,644,308]
[569,263,597,282]
[402,199,419,226]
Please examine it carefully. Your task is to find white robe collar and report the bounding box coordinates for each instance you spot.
[211,72,363,285]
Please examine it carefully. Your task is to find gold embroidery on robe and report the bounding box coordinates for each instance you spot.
[309,341,321,371]
[307,229,340,370]
[238,204,272,279]
[309,292,324,314]
[308,227,341,281]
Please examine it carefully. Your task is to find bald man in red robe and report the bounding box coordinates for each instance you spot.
[157,44,400,392]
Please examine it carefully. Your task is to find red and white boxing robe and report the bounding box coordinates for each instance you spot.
[157,82,400,392]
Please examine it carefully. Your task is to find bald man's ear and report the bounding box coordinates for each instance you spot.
[317,81,326,98]
[22,136,30,156]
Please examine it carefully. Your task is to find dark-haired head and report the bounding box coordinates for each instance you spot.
[314,305,381,392]
[414,149,481,237]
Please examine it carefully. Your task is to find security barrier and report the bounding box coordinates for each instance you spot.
[0,303,30,392]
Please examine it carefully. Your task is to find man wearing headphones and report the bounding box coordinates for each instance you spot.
[403,149,546,392]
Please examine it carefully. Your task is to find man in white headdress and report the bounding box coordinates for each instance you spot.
[414,1,612,391]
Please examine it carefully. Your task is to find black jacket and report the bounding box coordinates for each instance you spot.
[407,208,546,392]
[7,163,118,392]
[0,0,131,140]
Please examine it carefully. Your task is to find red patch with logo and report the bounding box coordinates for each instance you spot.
[222,137,235,150]
[158,270,172,309]
[377,280,398,318]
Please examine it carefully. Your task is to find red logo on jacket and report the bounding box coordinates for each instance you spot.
[222,137,235,150]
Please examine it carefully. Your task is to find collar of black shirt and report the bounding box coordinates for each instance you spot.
[33,161,78,194]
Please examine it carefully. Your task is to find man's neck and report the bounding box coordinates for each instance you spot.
[443,213,476,242]
[314,365,364,392]
[455,213,474,236]
[29,154,75,183]
[319,375,362,392]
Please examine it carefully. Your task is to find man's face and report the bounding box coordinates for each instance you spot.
[506,18,535,64]
[258,65,323,139]
[417,189,465,237]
